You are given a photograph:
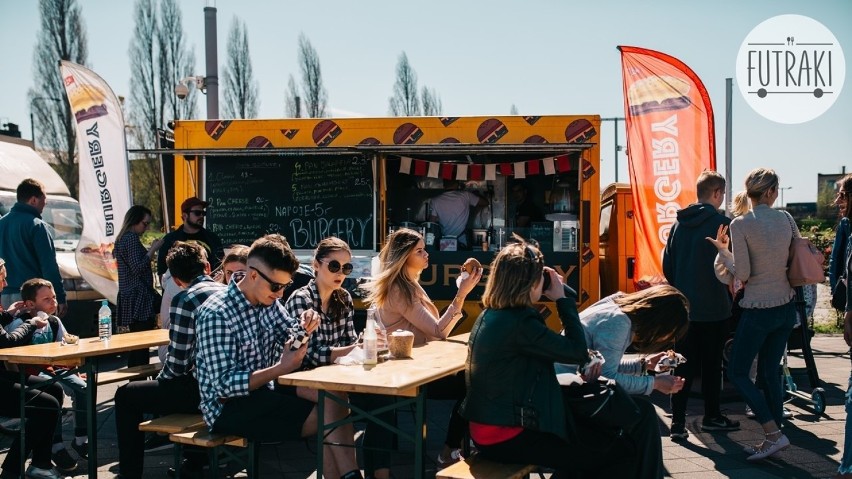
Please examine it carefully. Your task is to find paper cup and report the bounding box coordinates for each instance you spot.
[389,330,415,358]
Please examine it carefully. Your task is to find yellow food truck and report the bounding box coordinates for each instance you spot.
[168,115,601,332]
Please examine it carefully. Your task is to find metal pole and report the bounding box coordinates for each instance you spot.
[204,6,219,119]
[601,117,625,183]
[725,78,733,217]
[29,96,61,147]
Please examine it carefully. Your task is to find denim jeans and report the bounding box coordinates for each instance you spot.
[41,370,87,439]
[839,359,852,474]
[727,300,795,426]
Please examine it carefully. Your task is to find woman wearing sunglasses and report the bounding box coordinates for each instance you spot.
[214,245,249,285]
[283,237,395,479]
[365,227,482,466]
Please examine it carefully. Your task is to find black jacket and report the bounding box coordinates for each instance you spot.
[663,203,732,321]
[459,296,588,440]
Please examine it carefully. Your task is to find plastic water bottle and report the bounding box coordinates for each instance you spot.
[363,311,378,365]
[98,300,112,342]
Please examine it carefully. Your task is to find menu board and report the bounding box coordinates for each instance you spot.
[205,155,374,250]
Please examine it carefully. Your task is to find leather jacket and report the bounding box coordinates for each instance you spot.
[459,296,588,440]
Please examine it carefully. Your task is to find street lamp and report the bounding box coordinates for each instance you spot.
[30,96,61,148]
[779,186,793,208]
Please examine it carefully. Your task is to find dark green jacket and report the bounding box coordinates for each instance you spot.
[459,297,588,440]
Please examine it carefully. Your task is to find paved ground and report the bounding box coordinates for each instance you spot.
[1,283,849,478]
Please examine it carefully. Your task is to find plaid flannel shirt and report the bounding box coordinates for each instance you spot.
[194,281,304,428]
[282,280,357,369]
[158,275,224,380]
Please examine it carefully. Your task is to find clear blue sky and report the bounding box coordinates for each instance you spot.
[1,0,849,205]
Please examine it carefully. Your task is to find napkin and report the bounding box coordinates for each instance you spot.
[334,346,367,366]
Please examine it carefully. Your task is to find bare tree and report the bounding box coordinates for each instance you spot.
[222,16,259,119]
[157,0,197,122]
[284,74,301,118]
[126,0,163,225]
[389,52,420,116]
[510,104,519,115]
[29,0,88,198]
[421,86,442,116]
[297,33,327,118]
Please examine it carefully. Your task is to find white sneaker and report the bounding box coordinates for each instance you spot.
[783,407,793,419]
[437,448,464,467]
[745,405,756,418]
[746,434,790,461]
[24,465,71,479]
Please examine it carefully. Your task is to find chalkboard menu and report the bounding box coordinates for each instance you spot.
[205,155,374,250]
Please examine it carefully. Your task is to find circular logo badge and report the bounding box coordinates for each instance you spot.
[736,14,845,124]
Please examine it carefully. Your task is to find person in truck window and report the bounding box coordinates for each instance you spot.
[428,180,488,249]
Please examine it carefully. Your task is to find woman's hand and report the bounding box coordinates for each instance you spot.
[457,265,483,298]
[706,224,730,251]
[580,361,602,382]
[643,352,667,372]
[653,374,685,394]
[542,267,565,301]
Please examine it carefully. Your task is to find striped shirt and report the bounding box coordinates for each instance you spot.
[282,280,357,369]
[194,280,304,428]
[158,275,224,381]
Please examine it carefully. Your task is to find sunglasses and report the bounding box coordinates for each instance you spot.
[319,259,354,276]
[249,265,292,292]
[189,210,206,217]
[141,220,150,227]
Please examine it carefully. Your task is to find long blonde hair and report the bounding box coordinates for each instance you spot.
[365,228,424,308]
[731,168,779,217]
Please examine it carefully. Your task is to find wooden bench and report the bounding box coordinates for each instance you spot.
[437,454,537,479]
[139,413,205,434]
[169,429,257,478]
[98,362,163,386]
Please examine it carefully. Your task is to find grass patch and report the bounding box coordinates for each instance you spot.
[814,322,842,335]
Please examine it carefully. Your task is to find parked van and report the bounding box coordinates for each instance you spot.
[0,138,103,337]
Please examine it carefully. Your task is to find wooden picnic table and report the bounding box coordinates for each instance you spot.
[0,329,169,478]
[279,333,469,479]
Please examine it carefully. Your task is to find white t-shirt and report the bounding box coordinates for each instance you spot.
[429,190,481,245]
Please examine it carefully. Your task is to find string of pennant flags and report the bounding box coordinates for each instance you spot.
[398,154,574,181]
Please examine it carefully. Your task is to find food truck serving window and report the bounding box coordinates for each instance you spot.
[204,155,374,250]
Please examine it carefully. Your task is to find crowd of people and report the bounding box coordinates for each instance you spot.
[0,169,851,478]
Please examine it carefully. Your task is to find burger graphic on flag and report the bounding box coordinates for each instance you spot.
[65,77,109,123]
[626,75,691,116]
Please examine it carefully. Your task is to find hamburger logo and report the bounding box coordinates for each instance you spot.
[393,123,423,145]
[358,137,381,145]
[439,137,460,144]
[439,117,459,126]
[205,120,231,140]
[626,75,692,116]
[246,136,273,148]
[524,135,548,144]
[312,120,342,147]
[281,128,300,140]
[523,116,541,125]
[477,118,508,144]
[67,82,109,123]
[564,119,596,144]
[77,243,118,281]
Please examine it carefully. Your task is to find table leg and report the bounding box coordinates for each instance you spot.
[18,368,26,476]
[414,389,426,479]
[317,389,325,479]
[84,361,97,478]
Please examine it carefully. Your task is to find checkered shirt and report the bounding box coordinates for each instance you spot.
[194,280,304,428]
[282,280,357,369]
[158,275,224,381]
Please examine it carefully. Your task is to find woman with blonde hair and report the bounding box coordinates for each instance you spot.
[831,173,852,479]
[366,228,481,466]
[710,167,797,461]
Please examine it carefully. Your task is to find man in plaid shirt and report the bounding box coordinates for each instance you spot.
[114,242,224,479]
[194,234,362,479]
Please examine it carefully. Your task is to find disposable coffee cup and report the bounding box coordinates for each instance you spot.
[389,330,415,359]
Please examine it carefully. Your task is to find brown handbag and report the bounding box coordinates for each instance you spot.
[785,213,826,287]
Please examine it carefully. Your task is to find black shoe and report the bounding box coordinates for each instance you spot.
[143,434,173,453]
[71,440,88,459]
[166,460,204,479]
[670,422,689,440]
[701,415,740,432]
[51,448,77,473]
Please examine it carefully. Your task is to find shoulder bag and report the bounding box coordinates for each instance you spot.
[561,377,642,431]
[785,212,826,287]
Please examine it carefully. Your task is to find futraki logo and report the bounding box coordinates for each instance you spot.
[736,14,845,124]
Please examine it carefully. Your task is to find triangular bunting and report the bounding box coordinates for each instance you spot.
[542,157,556,175]
[456,164,469,180]
[441,163,455,180]
[414,159,428,176]
[470,164,484,181]
[399,156,412,174]
[499,163,513,176]
[527,160,540,176]
[485,164,497,181]
[556,155,571,173]
[513,162,526,179]
[427,161,440,178]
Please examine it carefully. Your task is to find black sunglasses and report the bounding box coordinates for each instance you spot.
[249,266,292,292]
[189,210,206,217]
[319,259,354,276]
